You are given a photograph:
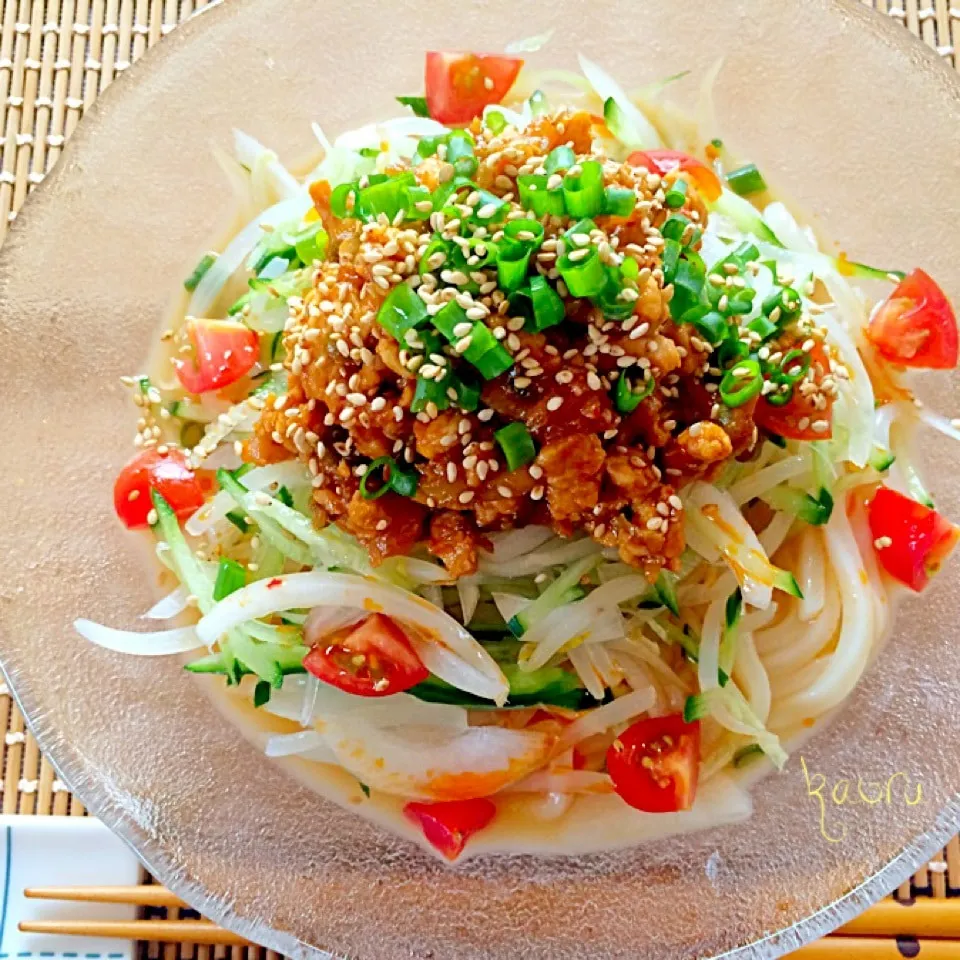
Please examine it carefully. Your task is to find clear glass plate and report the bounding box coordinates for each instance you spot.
[0,0,958,957]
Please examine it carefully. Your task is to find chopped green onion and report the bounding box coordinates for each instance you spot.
[453,375,481,412]
[664,177,688,209]
[290,222,328,265]
[682,306,728,346]
[498,247,531,294]
[184,252,217,292]
[225,509,250,533]
[431,301,468,342]
[602,185,636,217]
[773,348,811,386]
[668,256,706,320]
[214,557,247,601]
[377,281,429,340]
[562,160,605,218]
[360,456,419,500]
[495,422,536,471]
[747,314,779,340]
[727,163,767,197]
[615,370,655,413]
[357,172,415,223]
[763,285,802,322]
[445,131,478,179]
[528,275,566,331]
[462,322,501,365]
[414,135,445,163]
[396,95,430,117]
[403,184,433,221]
[621,257,639,280]
[518,174,565,217]
[330,182,359,218]
[545,145,576,174]
[486,111,507,135]
[387,460,418,498]
[661,238,682,284]
[503,217,545,246]
[411,375,451,414]
[661,214,700,246]
[719,358,763,407]
[419,235,450,275]
[558,245,606,298]
[473,344,513,379]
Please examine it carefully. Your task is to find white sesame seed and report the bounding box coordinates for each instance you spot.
[546,397,563,412]
[459,490,475,504]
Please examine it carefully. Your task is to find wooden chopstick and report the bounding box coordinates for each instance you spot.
[791,936,958,958]
[25,886,187,908]
[18,920,249,947]
[21,887,960,950]
[835,899,960,938]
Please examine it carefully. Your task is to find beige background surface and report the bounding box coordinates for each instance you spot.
[0,0,956,956]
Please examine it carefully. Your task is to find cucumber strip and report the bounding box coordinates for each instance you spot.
[654,570,680,616]
[253,680,272,707]
[507,554,599,636]
[168,399,218,423]
[762,485,833,526]
[719,588,742,676]
[733,743,765,768]
[185,644,308,677]
[216,469,314,567]
[683,692,712,723]
[869,448,895,473]
[229,631,285,688]
[772,568,804,598]
[150,490,214,612]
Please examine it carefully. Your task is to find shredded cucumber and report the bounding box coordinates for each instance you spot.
[507,553,598,636]
[763,485,834,526]
[150,490,214,612]
[654,570,680,616]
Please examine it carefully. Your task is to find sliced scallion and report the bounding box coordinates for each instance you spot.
[719,358,763,407]
[377,281,429,340]
[562,160,604,218]
[528,275,566,331]
[615,371,655,413]
[396,95,430,117]
[558,245,605,298]
[602,186,636,217]
[495,422,536,471]
[664,177,688,209]
[727,163,767,197]
[544,145,576,174]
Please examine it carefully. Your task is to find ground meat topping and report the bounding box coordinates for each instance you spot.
[247,111,830,579]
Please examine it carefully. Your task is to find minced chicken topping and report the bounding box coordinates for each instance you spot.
[245,110,832,579]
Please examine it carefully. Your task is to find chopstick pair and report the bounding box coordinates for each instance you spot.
[21,887,960,952]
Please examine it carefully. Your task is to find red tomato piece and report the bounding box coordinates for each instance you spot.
[174,319,259,394]
[627,149,722,202]
[302,613,428,697]
[606,714,701,813]
[113,448,206,529]
[425,52,523,125]
[867,486,959,592]
[866,269,958,370]
[754,342,834,441]
[404,798,497,860]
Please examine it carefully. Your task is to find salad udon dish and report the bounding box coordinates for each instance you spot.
[78,48,960,860]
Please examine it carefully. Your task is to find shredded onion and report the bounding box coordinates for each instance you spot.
[555,685,656,753]
[195,572,509,704]
[142,586,190,621]
[73,620,203,656]
[482,525,554,563]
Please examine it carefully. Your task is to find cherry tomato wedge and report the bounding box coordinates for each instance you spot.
[425,52,523,125]
[867,486,959,592]
[627,149,722,202]
[174,319,259,394]
[606,714,700,813]
[404,798,497,860]
[866,269,958,370]
[113,448,206,529]
[754,342,834,441]
[302,613,428,697]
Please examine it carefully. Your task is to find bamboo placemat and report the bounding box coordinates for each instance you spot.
[0,0,958,955]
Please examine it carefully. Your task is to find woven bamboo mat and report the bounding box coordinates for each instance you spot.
[0,0,958,955]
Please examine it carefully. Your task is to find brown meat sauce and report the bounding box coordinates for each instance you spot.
[249,112,760,580]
